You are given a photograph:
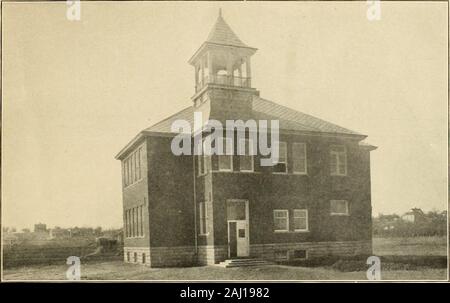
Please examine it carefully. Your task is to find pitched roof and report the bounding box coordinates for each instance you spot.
[205,13,248,48]
[144,96,364,137]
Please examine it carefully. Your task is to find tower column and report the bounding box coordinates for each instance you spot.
[207,51,213,82]
[227,54,233,86]
[245,56,251,87]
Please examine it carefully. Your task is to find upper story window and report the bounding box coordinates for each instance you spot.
[198,139,211,176]
[330,145,347,176]
[273,141,287,173]
[218,137,233,171]
[293,209,309,231]
[273,210,289,232]
[330,200,349,216]
[293,143,307,174]
[239,139,254,172]
[123,146,143,187]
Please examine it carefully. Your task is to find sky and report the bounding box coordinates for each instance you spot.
[2,1,448,230]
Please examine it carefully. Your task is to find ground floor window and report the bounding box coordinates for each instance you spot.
[330,200,349,215]
[273,210,289,232]
[293,209,308,231]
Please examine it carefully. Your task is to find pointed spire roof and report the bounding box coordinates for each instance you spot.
[205,10,248,48]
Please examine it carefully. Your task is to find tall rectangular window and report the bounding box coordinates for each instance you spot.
[133,208,137,237]
[199,202,208,235]
[293,143,307,174]
[123,147,143,187]
[126,210,130,238]
[218,137,233,171]
[330,200,349,215]
[140,205,144,236]
[330,145,347,176]
[137,148,141,180]
[239,139,254,172]
[273,142,287,173]
[293,209,308,231]
[273,210,289,232]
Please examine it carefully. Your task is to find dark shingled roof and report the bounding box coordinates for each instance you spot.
[144,95,363,137]
[205,14,248,48]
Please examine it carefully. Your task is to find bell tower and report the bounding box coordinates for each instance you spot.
[188,10,259,122]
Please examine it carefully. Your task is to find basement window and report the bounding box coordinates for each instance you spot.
[292,250,307,260]
[275,250,288,261]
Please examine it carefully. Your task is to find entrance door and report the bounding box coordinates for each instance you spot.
[227,200,249,258]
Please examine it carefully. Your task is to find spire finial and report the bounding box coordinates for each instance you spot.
[219,8,222,18]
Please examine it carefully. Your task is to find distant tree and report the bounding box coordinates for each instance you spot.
[22,228,31,233]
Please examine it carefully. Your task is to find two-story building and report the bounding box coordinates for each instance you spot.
[115,11,376,267]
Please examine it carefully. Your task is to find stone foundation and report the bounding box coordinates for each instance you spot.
[124,247,150,265]
[249,240,372,261]
[124,240,372,267]
[197,245,228,265]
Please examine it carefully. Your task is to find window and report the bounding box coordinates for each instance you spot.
[198,154,205,176]
[134,252,137,263]
[273,142,287,173]
[239,139,254,172]
[126,210,130,237]
[198,140,210,176]
[293,209,308,231]
[123,146,143,187]
[140,205,144,237]
[218,137,233,171]
[273,210,289,232]
[127,252,130,262]
[293,143,307,174]
[227,200,246,220]
[330,145,347,176]
[275,250,288,260]
[293,250,307,259]
[142,253,146,264]
[199,202,209,235]
[125,204,145,238]
[330,200,349,215]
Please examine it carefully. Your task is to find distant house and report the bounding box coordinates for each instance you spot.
[49,228,72,239]
[34,223,47,233]
[401,208,426,223]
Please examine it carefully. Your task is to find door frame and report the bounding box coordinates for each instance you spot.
[226,199,250,258]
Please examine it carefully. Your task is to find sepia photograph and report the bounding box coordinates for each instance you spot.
[1,0,448,285]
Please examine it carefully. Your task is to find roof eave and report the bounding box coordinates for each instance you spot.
[188,42,258,65]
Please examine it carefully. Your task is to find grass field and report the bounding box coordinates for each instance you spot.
[2,236,448,281]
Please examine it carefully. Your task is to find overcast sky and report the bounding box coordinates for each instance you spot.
[2,1,447,230]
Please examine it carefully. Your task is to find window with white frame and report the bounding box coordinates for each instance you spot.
[123,146,143,187]
[239,139,254,172]
[330,145,347,176]
[125,204,145,238]
[293,143,307,174]
[198,138,211,176]
[198,154,205,176]
[218,137,233,171]
[199,202,209,235]
[273,141,287,173]
[330,200,349,215]
[293,209,308,231]
[273,210,289,232]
